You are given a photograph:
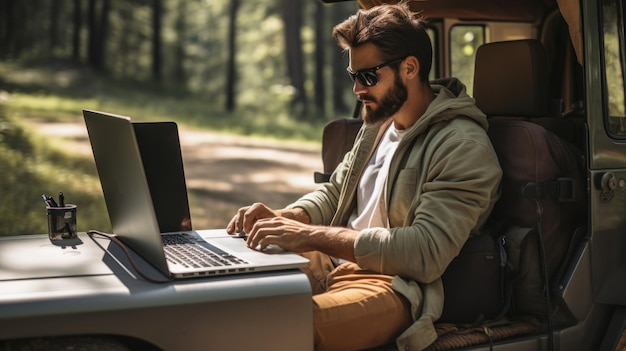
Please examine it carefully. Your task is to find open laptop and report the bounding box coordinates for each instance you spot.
[83,109,309,279]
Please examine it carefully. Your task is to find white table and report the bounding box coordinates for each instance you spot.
[0,232,313,350]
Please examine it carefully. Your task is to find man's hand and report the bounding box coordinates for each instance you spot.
[226,202,278,235]
[226,202,357,262]
[245,216,317,252]
[247,217,359,262]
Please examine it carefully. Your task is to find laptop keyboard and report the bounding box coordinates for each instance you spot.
[162,233,248,269]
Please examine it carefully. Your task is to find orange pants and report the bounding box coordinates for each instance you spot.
[300,252,412,351]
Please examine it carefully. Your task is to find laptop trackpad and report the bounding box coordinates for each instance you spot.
[211,236,286,254]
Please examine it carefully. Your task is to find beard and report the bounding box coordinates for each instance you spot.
[361,73,408,125]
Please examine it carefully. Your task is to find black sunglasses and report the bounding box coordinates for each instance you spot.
[346,57,405,87]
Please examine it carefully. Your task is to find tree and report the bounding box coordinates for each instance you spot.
[152,0,163,82]
[0,0,15,59]
[87,0,110,71]
[282,0,308,115]
[50,0,62,51]
[313,1,326,118]
[72,0,82,61]
[331,4,353,116]
[225,0,240,111]
[170,0,187,87]
[97,0,110,68]
[87,0,98,66]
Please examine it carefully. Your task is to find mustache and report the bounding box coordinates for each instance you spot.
[357,94,376,102]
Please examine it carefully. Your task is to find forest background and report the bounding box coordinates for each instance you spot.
[0,0,359,235]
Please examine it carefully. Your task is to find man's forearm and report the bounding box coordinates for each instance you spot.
[278,207,311,224]
[274,208,358,262]
[309,226,358,262]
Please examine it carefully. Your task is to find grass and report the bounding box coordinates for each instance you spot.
[0,108,112,235]
[0,58,326,236]
[0,59,328,141]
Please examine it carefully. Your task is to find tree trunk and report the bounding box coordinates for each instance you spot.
[152,0,162,82]
[117,2,133,77]
[331,5,352,116]
[0,0,15,59]
[282,0,308,115]
[87,0,97,66]
[225,0,240,112]
[313,1,326,119]
[94,0,110,70]
[72,0,82,61]
[50,0,61,51]
[172,0,187,86]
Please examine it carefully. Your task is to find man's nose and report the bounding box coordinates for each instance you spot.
[353,79,367,95]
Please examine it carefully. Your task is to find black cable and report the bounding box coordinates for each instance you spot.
[87,230,172,284]
[534,200,554,351]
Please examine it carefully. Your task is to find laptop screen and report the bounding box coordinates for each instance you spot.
[133,122,192,232]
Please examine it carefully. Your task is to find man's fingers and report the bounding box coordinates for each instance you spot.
[258,235,281,251]
[226,214,238,234]
[242,203,274,233]
[227,203,277,235]
[245,218,274,248]
[226,206,251,234]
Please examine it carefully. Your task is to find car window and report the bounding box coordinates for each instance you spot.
[450,24,485,96]
[603,0,626,137]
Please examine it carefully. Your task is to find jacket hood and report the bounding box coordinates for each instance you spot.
[404,77,488,138]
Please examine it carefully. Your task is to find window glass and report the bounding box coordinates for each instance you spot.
[604,0,626,136]
[450,25,485,96]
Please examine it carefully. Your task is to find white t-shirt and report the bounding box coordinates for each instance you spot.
[349,123,405,230]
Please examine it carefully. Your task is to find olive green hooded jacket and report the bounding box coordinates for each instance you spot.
[288,77,502,350]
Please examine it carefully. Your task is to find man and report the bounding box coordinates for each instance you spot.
[227,2,502,350]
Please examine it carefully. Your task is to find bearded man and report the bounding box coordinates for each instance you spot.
[227,3,502,350]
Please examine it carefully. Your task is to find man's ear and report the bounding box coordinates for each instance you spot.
[403,56,420,80]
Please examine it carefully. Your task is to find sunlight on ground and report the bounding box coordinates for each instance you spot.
[28,120,324,230]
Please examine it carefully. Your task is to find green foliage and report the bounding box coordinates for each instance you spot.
[0,105,111,235]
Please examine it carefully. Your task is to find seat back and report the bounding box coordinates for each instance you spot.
[314,117,362,183]
[473,39,579,144]
[473,39,551,118]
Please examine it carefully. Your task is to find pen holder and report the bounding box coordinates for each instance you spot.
[47,204,77,244]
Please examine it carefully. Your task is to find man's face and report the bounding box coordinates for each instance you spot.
[348,44,408,124]
[360,73,408,124]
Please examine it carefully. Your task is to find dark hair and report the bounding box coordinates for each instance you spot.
[332,2,432,82]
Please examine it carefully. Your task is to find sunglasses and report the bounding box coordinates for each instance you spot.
[346,57,405,87]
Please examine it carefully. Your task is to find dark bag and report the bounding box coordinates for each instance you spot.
[439,233,504,323]
[442,119,586,324]
[498,226,546,318]
[487,119,587,319]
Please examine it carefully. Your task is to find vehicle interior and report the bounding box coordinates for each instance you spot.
[317,0,625,350]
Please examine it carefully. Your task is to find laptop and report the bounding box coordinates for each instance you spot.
[82,109,309,279]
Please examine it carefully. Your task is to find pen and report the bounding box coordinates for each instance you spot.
[41,194,52,207]
[41,194,58,207]
[59,192,65,207]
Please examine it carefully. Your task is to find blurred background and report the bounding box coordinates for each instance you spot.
[0,0,359,236]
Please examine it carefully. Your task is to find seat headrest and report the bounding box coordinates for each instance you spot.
[473,39,550,117]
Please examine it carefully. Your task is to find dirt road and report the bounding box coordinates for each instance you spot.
[30,120,323,229]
